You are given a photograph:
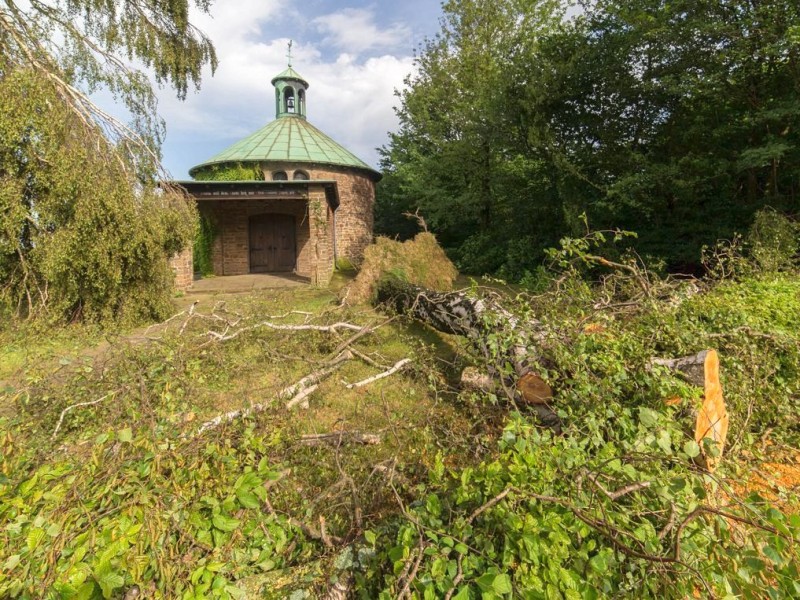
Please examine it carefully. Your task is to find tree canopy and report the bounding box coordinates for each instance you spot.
[0,1,217,324]
[377,0,800,278]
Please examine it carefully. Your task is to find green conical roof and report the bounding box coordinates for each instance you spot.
[270,66,308,86]
[189,116,380,179]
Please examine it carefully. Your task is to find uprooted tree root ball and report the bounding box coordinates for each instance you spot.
[343,232,458,305]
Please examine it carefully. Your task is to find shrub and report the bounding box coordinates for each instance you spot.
[746,208,798,273]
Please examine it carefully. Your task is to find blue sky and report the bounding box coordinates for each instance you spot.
[156,0,444,178]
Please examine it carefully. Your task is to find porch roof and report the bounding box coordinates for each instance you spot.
[167,179,340,208]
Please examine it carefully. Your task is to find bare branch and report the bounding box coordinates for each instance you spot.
[52,390,118,438]
[299,432,381,446]
[346,358,412,389]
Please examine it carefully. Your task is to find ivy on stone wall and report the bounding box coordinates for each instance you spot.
[192,163,264,181]
[193,215,217,277]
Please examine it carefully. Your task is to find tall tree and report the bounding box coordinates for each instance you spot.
[519,0,800,265]
[379,0,800,276]
[377,0,566,278]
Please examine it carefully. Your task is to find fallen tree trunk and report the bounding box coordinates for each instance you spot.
[375,279,560,428]
[376,280,727,448]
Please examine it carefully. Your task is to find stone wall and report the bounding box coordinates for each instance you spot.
[261,163,376,265]
[307,190,334,285]
[169,247,194,290]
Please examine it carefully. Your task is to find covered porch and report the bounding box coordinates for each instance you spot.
[174,180,339,287]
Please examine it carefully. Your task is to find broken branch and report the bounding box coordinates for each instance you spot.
[346,358,412,389]
[196,352,352,434]
[53,390,118,438]
[299,431,381,446]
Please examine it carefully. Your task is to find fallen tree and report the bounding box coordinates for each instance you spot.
[375,278,731,453]
[374,278,561,428]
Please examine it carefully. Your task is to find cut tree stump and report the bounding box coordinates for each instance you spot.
[694,349,729,471]
[517,372,553,406]
[654,349,729,471]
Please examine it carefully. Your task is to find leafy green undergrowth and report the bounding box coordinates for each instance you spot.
[1,271,799,599]
[0,287,482,598]
[359,273,800,598]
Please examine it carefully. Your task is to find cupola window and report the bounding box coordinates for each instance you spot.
[293,170,309,180]
[272,171,288,181]
[283,87,296,113]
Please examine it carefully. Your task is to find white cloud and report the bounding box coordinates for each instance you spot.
[312,8,411,55]
[156,6,417,177]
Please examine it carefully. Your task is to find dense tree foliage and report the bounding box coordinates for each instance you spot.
[377,0,800,277]
[0,68,196,324]
[0,1,217,324]
[0,0,217,171]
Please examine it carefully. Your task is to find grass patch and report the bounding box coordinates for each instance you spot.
[0,285,485,598]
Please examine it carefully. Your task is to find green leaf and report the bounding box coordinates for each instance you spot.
[117,428,133,443]
[589,553,607,574]
[683,440,700,458]
[364,530,377,545]
[26,527,45,551]
[236,489,261,509]
[94,561,124,599]
[75,582,97,600]
[476,573,495,592]
[452,586,470,600]
[3,554,21,571]
[657,429,672,453]
[212,514,240,532]
[492,574,513,595]
[638,407,659,427]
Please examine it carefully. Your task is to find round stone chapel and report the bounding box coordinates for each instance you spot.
[174,63,381,287]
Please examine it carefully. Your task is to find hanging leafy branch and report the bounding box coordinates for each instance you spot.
[0,0,217,176]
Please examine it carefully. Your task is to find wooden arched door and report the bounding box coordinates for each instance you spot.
[249,214,296,272]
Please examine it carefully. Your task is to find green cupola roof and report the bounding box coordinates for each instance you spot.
[188,117,378,177]
[270,66,308,87]
[189,57,381,180]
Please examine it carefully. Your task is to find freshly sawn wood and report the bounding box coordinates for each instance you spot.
[653,349,729,470]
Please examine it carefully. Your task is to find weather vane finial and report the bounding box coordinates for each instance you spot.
[287,39,293,67]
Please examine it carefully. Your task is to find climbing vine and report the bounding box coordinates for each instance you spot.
[192,163,264,181]
[193,215,217,277]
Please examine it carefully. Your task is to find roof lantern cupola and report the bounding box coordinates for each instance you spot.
[271,40,309,119]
